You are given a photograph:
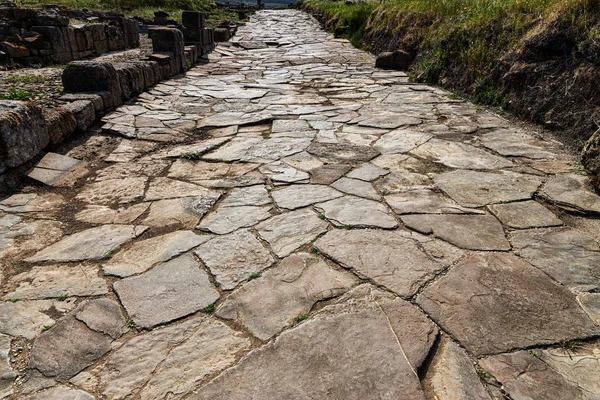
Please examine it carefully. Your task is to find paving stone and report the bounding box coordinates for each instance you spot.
[29,316,112,380]
[481,129,556,159]
[315,229,453,298]
[346,163,389,181]
[358,115,422,129]
[385,189,481,215]
[4,265,108,300]
[22,385,95,400]
[375,171,432,193]
[423,337,491,400]
[306,142,380,163]
[374,129,432,154]
[114,254,218,329]
[220,185,270,207]
[0,300,74,339]
[195,229,274,290]
[26,225,147,263]
[271,118,311,134]
[434,170,543,207]
[217,253,357,340]
[309,164,351,184]
[197,205,272,234]
[480,345,600,400]
[577,292,600,325]
[103,230,211,277]
[332,177,380,200]
[145,177,218,201]
[256,208,329,257]
[0,333,15,399]
[27,153,83,186]
[75,203,150,224]
[0,193,65,214]
[511,227,600,292]
[105,140,156,163]
[75,298,127,339]
[204,137,311,163]
[95,161,168,181]
[191,285,437,400]
[168,159,259,185]
[401,214,510,251]
[271,184,343,209]
[281,151,324,171]
[259,162,310,184]
[162,137,231,158]
[315,196,398,228]
[412,139,513,169]
[541,174,600,214]
[488,200,562,229]
[75,177,147,205]
[143,195,221,228]
[417,252,599,356]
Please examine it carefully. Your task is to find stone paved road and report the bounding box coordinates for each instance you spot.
[1,9,600,400]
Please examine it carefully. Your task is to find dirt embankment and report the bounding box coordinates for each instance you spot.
[304,2,600,151]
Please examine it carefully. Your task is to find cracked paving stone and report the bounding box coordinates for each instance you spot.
[256,208,329,257]
[332,177,381,200]
[259,162,310,184]
[540,174,600,214]
[374,129,432,154]
[217,253,357,340]
[25,225,147,263]
[315,196,398,228]
[315,229,457,298]
[271,184,343,210]
[0,192,65,214]
[3,265,108,300]
[144,177,219,201]
[411,139,513,169]
[167,159,259,185]
[195,229,274,290]
[480,128,556,159]
[191,285,437,400]
[103,230,211,277]
[29,315,113,380]
[220,185,271,207]
[281,151,323,171]
[22,385,95,400]
[423,337,491,400]
[488,200,562,229]
[480,344,600,400]
[0,300,74,339]
[385,189,482,215]
[114,254,219,329]
[375,171,432,193]
[401,214,510,251]
[358,115,422,129]
[511,227,600,292]
[577,293,600,325]
[346,163,389,181]
[143,194,221,229]
[309,164,352,184]
[204,137,311,163]
[434,169,543,208]
[306,141,380,163]
[75,298,127,339]
[96,317,250,400]
[417,252,599,356]
[75,203,150,225]
[0,333,15,399]
[75,177,147,205]
[197,205,272,234]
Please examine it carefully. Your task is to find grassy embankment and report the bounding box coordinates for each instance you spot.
[301,0,600,146]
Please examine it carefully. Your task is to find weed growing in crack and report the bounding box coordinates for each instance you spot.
[56,294,69,301]
[41,325,51,333]
[201,304,215,314]
[295,315,309,324]
[310,247,319,254]
[318,213,327,220]
[180,152,204,160]
[9,299,19,303]
[248,272,261,280]
[126,319,136,329]
[102,252,113,259]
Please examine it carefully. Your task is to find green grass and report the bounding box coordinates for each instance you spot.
[4,75,46,84]
[248,272,261,280]
[0,87,33,101]
[201,304,215,314]
[56,294,69,301]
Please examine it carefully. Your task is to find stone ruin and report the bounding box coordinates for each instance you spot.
[0,3,139,66]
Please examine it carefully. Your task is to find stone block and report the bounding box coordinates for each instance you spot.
[214,28,230,42]
[45,107,77,145]
[0,101,49,171]
[0,41,29,58]
[182,11,205,28]
[185,45,198,64]
[114,62,145,101]
[150,27,184,55]
[23,34,45,50]
[64,100,95,132]
[89,24,108,55]
[375,50,413,71]
[31,26,72,61]
[59,93,104,112]
[62,61,122,108]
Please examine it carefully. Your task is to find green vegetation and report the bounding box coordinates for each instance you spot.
[56,294,69,301]
[201,304,215,314]
[180,151,204,160]
[0,87,33,101]
[126,319,136,329]
[4,75,46,84]
[248,272,262,280]
[41,325,51,333]
[294,315,309,324]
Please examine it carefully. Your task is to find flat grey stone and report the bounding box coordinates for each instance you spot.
[511,227,600,292]
[481,129,556,159]
[0,333,15,399]
[385,189,481,214]
[191,285,437,400]
[143,195,221,229]
[488,200,562,229]
[114,254,219,329]
[271,184,343,210]
[306,142,380,163]
[423,337,491,400]
[577,292,600,326]
[4,265,108,300]
[315,196,398,228]
[271,119,311,134]
[26,225,147,263]
[145,177,217,201]
[168,159,259,185]
[417,252,599,356]
[358,115,422,129]
[332,177,380,200]
[375,171,432,193]
[75,177,147,205]
[282,151,323,171]
[75,298,127,339]
[27,153,83,186]
[346,163,389,181]
[541,174,600,214]
[205,137,311,163]
[434,170,542,207]
[374,129,432,154]
[0,193,65,214]
[23,385,95,400]
[310,164,351,184]
[103,230,211,277]
[195,229,274,290]
[0,300,61,339]
[97,317,249,400]
[315,229,453,298]
[411,139,513,169]
[29,316,112,380]
[259,162,310,184]
[256,208,329,257]
[162,137,230,158]
[217,253,357,340]
[220,185,271,207]
[401,214,510,250]
[197,205,272,234]
[75,203,150,225]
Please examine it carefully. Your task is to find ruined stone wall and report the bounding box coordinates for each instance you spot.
[0,5,139,65]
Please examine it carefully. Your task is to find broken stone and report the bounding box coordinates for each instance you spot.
[401,214,510,251]
[26,225,147,263]
[412,139,513,169]
[332,177,380,200]
[577,292,600,325]
[0,193,64,214]
[27,153,82,186]
[481,129,556,159]
[75,298,127,339]
[145,177,217,201]
[218,253,357,340]
[259,162,310,184]
[540,174,600,214]
[103,230,211,277]
[315,196,398,228]
[195,229,274,290]
[220,185,270,207]
[417,252,599,356]
[310,164,351,184]
[488,200,562,229]
[22,385,95,400]
[256,208,329,257]
[76,177,147,205]
[271,184,343,210]
[374,129,432,154]
[346,163,389,181]
[0,333,15,399]
[197,205,272,234]
[385,189,482,214]
[0,300,75,339]
[75,203,150,225]
[114,254,219,329]
[143,195,220,228]
[306,142,380,163]
[282,151,323,171]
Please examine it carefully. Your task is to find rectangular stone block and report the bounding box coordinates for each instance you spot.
[182,11,205,28]
[150,27,184,56]
[62,61,122,108]
[45,107,77,145]
[64,100,96,133]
